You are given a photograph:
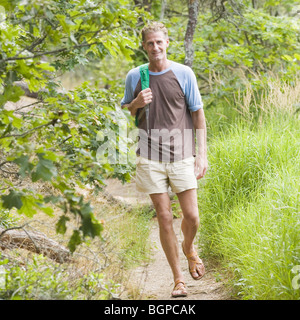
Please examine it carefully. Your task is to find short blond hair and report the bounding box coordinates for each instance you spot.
[141,22,168,41]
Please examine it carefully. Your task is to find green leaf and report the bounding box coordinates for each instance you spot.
[80,202,103,238]
[56,215,70,235]
[44,195,63,204]
[18,195,37,217]
[10,114,23,129]
[68,230,82,253]
[37,63,56,72]
[1,190,23,210]
[56,14,70,34]
[294,53,300,61]
[40,150,59,162]
[38,204,54,216]
[13,155,34,177]
[0,0,19,11]
[0,85,24,105]
[31,153,57,182]
[281,54,293,62]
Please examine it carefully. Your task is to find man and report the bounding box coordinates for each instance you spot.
[121,22,207,298]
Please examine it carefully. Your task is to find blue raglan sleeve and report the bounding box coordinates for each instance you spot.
[121,68,140,107]
[185,67,203,112]
[172,63,203,112]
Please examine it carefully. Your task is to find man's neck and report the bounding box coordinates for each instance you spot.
[148,59,171,72]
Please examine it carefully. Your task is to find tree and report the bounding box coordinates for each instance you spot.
[167,0,300,116]
[184,0,200,67]
[0,0,146,252]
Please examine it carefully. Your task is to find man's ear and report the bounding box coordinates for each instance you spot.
[166,38,170,47]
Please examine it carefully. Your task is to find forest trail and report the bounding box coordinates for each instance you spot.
[105,179,230,300]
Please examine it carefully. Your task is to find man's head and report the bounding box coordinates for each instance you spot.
[141,22,168,42]
[141,22,169,63]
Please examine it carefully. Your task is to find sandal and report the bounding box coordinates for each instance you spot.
[182,241,205,280]
[171,280,187,298]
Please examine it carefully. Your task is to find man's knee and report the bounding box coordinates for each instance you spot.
[156,209,173,230]
[183,212,200,227]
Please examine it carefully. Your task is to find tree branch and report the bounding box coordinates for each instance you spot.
[16,34,48,58]
[0,222,33,239]
[0,41,101,63]
[0,223,71,263]
[0,161,10,168]
[0,120,55,139]
[0,167,19,175]
[15,100,42,112]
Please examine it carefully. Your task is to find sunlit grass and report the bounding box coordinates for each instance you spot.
[100,202,154,270]
[199,77,300,300]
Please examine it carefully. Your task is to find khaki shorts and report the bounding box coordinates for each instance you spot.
[135,156,198,194]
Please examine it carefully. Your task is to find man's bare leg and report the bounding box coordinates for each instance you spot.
[149,192,186,295]
[177,188,205,279]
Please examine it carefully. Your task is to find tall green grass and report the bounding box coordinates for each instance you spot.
[199,78,300,300]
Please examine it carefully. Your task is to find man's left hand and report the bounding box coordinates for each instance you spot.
[194,155,208,179]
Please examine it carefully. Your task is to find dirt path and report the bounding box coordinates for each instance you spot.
[105,179,230,300]
[130,217,230,300]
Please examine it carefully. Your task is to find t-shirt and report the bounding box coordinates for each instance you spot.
[121,61,203,162]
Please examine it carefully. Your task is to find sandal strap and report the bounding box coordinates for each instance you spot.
[174,280,185,288]
[186,251,198,259]
[182,241,205,275]
[182,242,201,260]
[186,251,203,263]
[172,280,187,298]
[185,252,204,273]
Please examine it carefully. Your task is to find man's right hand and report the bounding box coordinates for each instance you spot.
[128,88,152,116]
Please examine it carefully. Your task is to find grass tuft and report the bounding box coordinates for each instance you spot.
[199,76,300,300]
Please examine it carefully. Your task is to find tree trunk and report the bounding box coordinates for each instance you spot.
[184,0,200,67]
[0,226,71,263]
[160,0,167,20]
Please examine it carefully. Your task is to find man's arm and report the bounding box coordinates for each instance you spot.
[122,88,152,116]
[191,108,208,179]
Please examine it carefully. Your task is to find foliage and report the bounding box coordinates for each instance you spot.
[166,0,300,112]
[0,0,300,300]
[0,253,119,300]
[0,199,154,300]
[0,0,147,251]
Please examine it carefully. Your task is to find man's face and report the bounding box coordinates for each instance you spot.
[142,31,169,62]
